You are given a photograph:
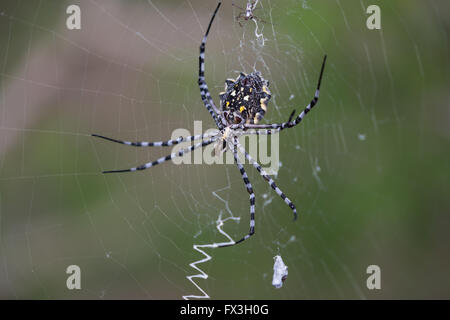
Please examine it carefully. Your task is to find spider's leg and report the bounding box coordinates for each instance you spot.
[287,109,296,123]
[284,55,327,129]
[236,140,298,220]
[235,12,244,23]
[198,2,224,130]
[241,55,327,131]
[91,132,217,147]
[238,111,295,136]
[218,139,256,248]
[102,137,217,174]
[240,129,279,136]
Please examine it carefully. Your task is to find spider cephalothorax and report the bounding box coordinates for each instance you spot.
[219,72,271,125]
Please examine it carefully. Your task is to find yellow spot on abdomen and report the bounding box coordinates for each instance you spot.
[260,98,267,111]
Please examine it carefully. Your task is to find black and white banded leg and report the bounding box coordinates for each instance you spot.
[102,137,218,173]
[198,2,224,130]
[235,140,298,220]
[91,131,218,147]
[235,55,327,133]
[219,138,256,247]
[238,111,297,136]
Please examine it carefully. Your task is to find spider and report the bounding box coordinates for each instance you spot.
[232,0,266,27]
[92,2,327,248]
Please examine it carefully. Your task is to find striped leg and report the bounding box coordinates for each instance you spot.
[237,112,294,136]
[237,112,295,136]
[235,140,298,220]
[219,139,256,247]
[102,137,217,173]
[240,55,327,132]
[91,131,218,147]
[198,2,224,130]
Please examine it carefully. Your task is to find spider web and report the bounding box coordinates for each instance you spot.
[0,0,449,299]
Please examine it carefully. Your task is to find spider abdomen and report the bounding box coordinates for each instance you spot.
[219,72,271,125]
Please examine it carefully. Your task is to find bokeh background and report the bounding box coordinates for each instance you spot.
[0,0,449,299]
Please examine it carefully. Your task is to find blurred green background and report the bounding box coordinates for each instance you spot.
[0,0,449,299]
